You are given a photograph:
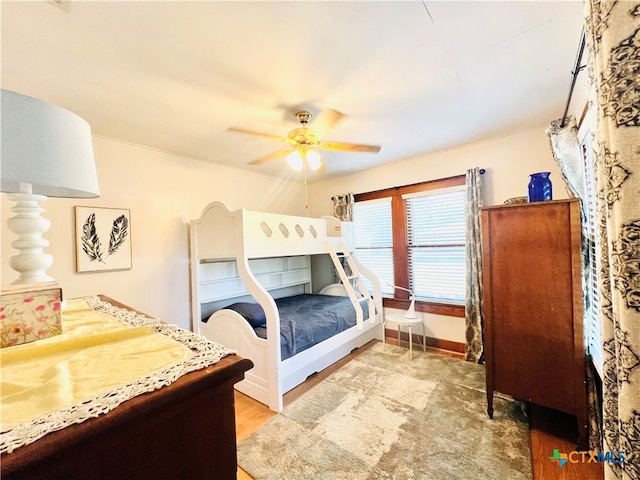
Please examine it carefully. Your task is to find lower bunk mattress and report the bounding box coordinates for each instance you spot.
[212,294,370,360]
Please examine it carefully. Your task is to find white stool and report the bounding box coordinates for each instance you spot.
[383,312,425,360]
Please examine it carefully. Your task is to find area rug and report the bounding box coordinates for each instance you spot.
[237,342,532,480]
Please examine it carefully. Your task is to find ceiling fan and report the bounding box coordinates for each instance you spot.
[227,109,381,170]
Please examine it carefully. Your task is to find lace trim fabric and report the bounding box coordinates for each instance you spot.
[1,296,232,454]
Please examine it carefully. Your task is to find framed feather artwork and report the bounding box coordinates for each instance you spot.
[74,206,132,273]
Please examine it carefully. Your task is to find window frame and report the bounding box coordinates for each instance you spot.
[354,175,466,318]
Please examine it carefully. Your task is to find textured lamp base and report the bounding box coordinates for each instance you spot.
[6,191,55,284]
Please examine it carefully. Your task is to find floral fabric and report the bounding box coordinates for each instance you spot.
[584,1,640,478]
[332,193,354,221]
[464,167,484,363]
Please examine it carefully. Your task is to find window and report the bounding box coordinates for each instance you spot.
[353,198,394,296]
[353,175,466,314]
[405,188,466,303]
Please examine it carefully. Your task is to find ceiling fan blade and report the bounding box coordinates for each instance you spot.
[319,140,381,153]
[248,148,293,165]
[227,127,290,143]
[309,109,344,139]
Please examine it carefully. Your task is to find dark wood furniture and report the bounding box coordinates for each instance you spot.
[481,199,587,448]
[1,296,253,480]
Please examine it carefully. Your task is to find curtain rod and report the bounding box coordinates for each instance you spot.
[560,30,586,128]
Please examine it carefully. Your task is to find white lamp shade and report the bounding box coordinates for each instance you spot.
[1,89,100,198]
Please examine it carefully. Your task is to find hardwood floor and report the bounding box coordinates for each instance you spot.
[235,340,603,480]
[529,404,603,480]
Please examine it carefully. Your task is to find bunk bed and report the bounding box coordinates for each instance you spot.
[189,201,383,412]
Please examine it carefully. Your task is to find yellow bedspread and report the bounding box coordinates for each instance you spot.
[1,299,192,426]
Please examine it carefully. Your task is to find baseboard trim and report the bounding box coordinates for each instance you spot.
[384,328,465,355]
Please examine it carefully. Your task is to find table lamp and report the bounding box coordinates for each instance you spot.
[1,89,100,285]
[388,284,418,319]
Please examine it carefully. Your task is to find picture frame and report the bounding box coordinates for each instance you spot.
[75,206,132,273]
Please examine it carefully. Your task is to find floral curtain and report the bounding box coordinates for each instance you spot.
[548,114,604,449]
[332,193,354,222]
[331,193,355,282]
[464,167,484,363]
[547,115,587,200]
[584,2,640,478]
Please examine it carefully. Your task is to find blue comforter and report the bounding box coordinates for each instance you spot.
[252,294,370,360]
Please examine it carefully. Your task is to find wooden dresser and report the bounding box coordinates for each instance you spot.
[1,296,253,480]
[481,199,587,447]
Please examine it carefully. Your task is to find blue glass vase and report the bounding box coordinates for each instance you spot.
[528,172,552,202]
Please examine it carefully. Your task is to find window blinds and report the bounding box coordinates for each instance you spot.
[581,139,604,379]
[405,188,466,303]
[353,198,394,296]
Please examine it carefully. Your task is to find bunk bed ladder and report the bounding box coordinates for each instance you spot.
[327,241,375,328]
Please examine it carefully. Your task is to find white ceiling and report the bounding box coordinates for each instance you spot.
[1,0,585,181]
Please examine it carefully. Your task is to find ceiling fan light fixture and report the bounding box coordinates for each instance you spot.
[286,149,322,171]
[231,108,380,168]
[286,151,304,171]
[306,150,322,171]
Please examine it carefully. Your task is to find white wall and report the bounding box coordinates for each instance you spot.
[1,136,305,330]
[1,122,581,343]
[306,125,568,345]
[308,126,568,216]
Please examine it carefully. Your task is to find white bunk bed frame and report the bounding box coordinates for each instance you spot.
[189,201,383,412]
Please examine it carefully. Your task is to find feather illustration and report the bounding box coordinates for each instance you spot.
[108,215,129,255]
[81,213,104,262]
